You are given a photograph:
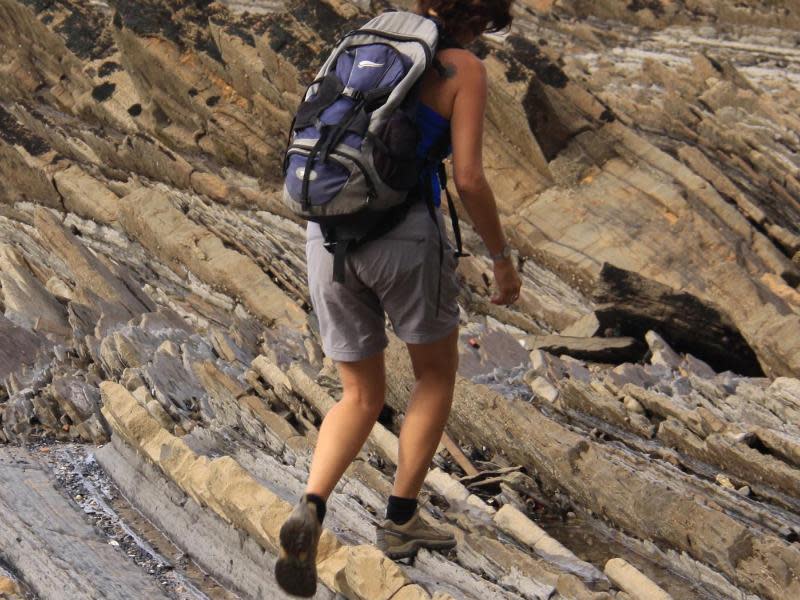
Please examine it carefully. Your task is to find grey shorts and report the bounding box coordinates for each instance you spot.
[306,203,461,362]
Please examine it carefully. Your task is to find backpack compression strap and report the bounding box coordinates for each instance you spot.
[331,236,351,285]
[437,163,469,260]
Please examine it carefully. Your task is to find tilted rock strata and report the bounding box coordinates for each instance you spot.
[0,446,171,600]
[535,0,800,30]
[384,336,800,600]
[0,0,799,598]
[2,0,799,376]
[507,1,800,376]
[99,380,424,600]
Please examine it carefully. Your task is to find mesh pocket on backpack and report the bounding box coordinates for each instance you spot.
[373,109,420,191]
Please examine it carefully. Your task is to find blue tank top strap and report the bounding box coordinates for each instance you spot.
[416,103,451,207]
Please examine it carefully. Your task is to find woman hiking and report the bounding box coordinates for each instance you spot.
[276,1,521,596]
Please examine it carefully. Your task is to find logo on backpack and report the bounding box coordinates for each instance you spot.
[357,60,385,69]
[295,167,318,182]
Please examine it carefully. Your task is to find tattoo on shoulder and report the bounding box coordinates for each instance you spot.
[441,63,456,79]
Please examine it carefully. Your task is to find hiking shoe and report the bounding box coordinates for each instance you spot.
[376,509,457,559]
[275,498,322,597]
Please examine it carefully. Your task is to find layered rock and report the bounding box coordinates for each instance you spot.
[505,2,800,377]
[1,0,799,598]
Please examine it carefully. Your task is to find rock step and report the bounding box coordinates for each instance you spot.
[524,334,646,364]
[98,380,436,600]
[604,558,673,600]
[95,435,334,600]
[0,446,171,600]
[383,337,800,600]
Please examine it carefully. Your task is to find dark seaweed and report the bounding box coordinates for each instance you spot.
[194,29,224,63]
[57,10,115,60]
[262,0,366,78]
[18,0,58,13]
[627,0,665,16]
[0,106,50,156]
[111,0,226,62]
[112,0,178,40]
[496,50,527,83]
[91,82,116,102]
[99,61,122,78]
[507,34,568,88]
[224,22,256,47]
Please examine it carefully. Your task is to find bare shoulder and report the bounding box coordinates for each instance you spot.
[436,48,487,82]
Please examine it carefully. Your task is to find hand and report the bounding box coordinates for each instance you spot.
[490,257,522,305]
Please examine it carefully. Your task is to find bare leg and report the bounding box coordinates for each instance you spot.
[305,351,386,500]
[392,327,459,499]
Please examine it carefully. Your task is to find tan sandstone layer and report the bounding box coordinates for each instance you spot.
[1,0,799,598]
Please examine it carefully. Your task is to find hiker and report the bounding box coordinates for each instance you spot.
[276,1,520,596]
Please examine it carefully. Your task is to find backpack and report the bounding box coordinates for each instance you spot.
[282,10,467,289]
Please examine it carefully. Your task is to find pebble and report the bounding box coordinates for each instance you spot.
[716,473,735,489]
[622,395,645,414]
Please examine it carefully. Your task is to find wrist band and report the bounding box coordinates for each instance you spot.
[490,243,511,262]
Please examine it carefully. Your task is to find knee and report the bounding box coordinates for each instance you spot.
[414,368,457,397]
[411,344,458,389]
[414,354,458,385]
[342,386,385,415]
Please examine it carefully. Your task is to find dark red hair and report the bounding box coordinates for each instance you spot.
[417,0,513,40]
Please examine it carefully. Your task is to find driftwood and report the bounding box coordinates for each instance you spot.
[441,432,479,477]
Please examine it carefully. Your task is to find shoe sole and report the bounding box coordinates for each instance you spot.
[383,537,457,560]
[275,508,319,597]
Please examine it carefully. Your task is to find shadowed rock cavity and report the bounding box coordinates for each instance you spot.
[593,264,764,376]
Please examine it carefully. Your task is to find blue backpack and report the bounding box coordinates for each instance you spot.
[282,11,466,286]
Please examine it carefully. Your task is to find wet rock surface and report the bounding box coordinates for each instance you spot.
[0,0,799,598]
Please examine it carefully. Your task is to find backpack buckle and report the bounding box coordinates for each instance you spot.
[342,86,364,102]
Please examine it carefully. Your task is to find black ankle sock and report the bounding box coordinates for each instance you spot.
[305,493,327,524]
[386,495,417,525]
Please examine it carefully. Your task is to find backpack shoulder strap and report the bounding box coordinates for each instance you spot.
[423,124,470,262]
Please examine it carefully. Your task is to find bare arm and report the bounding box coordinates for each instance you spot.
[449,55,521,305]
[450,58,505,256]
